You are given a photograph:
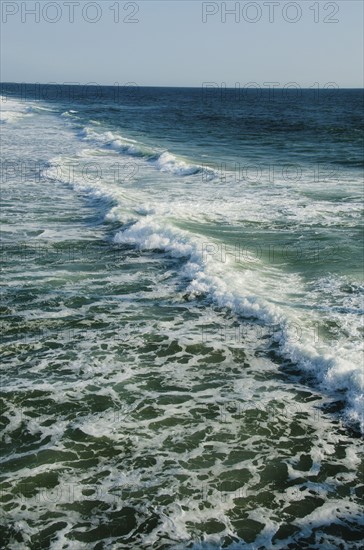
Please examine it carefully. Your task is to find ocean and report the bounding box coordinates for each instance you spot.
[0,84,363,549]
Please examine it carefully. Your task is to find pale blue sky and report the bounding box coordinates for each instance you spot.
[1,0,363,87]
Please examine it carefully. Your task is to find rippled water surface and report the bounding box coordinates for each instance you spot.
[0,85,363,549]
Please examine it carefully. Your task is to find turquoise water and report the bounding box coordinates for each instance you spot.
[0,85,363,549]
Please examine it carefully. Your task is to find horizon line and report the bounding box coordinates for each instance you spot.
[1,81,364,90]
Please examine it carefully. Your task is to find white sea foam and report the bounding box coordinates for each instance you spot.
[3,93,363,549]
[152,151,202,176]
[0,95,32,124]
[79,126,217,178]
[114,216,364,432]
[61,110,78,118]
[37,119,364,434]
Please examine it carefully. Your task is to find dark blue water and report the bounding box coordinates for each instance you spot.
[2,84,363,167]
[1,84,363,549]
